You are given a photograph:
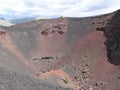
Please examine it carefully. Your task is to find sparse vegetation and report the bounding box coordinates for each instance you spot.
[57,30,64,35]
[62,75,69,84]
[96,27,105,31]
[41,30,48,35]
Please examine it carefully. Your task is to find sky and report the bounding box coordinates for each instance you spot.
[0,0,120,19]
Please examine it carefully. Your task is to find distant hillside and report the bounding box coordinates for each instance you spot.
[10,17,35,24]
[0,18,13,26]
[0,17,50,26]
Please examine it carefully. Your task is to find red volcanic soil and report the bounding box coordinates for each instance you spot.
[0,10,120,90]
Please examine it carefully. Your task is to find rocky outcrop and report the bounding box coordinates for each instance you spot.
[96,10,120,65]
[41,18,66,36]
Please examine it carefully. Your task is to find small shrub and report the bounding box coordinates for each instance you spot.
[62,76,69,84]
[41,31,48,35]
[57,31,64,35]
[96,27,105,31]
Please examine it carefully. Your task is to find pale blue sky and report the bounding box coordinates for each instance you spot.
[0,0,120,19]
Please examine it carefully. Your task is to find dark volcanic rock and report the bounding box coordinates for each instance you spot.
[97,10,120,65]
